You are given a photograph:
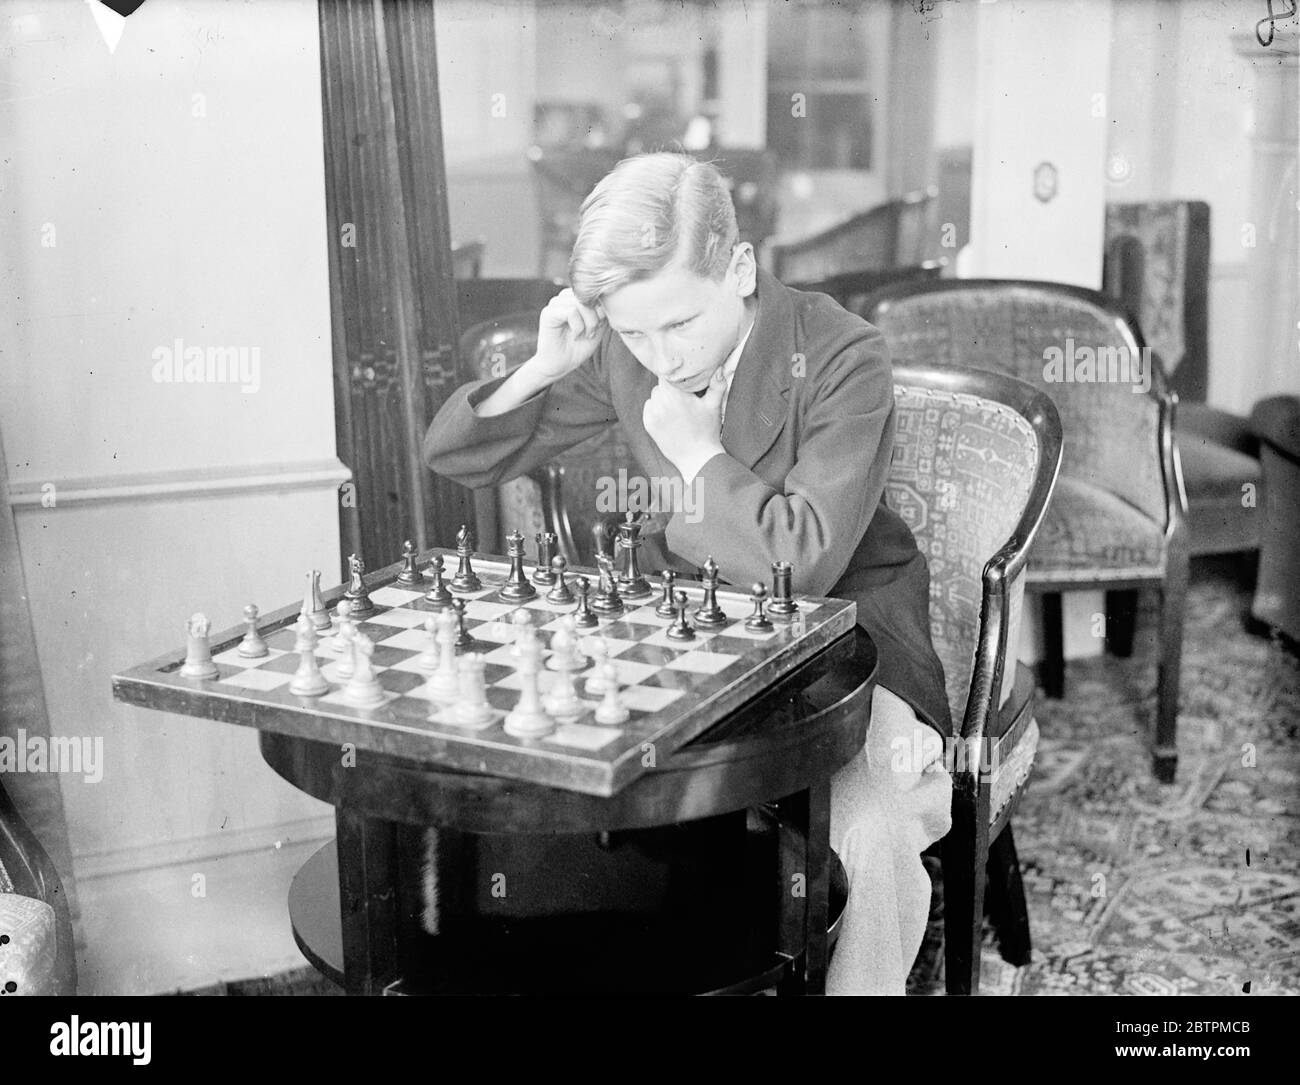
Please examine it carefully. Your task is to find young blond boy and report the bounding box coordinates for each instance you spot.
[425,153,952,994]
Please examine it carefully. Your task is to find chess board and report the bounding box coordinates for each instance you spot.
[112,549,857,796]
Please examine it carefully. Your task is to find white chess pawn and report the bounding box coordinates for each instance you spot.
[237,604,269,658]
[504,637,555,738]
[542,629,584,719]
[180,613,218,679]
[329,599,357,654]
[583,636,612,695]
[342,633,385,707]
[426,609,460,703]
[593,659,629,725]
[289,615,329,696]
[545,615,587,671]
[452,653,494,726]
[509,609,534,658]
[416,615,440,672]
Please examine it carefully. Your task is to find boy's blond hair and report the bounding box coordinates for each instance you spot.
[568,152,739,306]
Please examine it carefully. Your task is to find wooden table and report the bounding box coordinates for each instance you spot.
[263,627,877,995]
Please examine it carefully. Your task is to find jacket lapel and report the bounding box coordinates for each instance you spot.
[720,267,792,470]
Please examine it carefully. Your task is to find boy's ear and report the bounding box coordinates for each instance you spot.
[731,242,757,297]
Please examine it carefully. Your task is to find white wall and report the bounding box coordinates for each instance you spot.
[1105,0,1292,413]
[0,0,343,993]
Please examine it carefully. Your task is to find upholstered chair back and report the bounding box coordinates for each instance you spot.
[887,369,1056,725]
[870,281,1168,530]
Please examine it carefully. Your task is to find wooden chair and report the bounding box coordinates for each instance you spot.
[1250,395,1300,646]
[888,365,1062,994]
[770,187,938,283]
[784,261,946,318]
[866,279,1190,783]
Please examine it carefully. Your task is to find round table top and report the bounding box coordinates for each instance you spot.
[261,628,876,833]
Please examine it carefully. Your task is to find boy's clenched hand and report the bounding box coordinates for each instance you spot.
[642,367,728,484]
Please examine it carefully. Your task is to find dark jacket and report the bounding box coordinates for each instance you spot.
[423,266,952,737]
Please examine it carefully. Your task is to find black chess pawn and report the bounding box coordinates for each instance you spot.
[500,529,538,601]
[450,524,481,592]
[573,576,599,628]
[666,590,696,641]
[655,570,678,618]
[768,559,799,620]
[694,555,728,628]
[396,539,423,588]
[532,531,558,586]
[744,583,775,633]
[615,512,652,598]
[451,599,474,650]
[546,554,575,605]
[424,553,453,608]
[343,553,375,619]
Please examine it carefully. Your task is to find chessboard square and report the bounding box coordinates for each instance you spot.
[615,644,681,668]
[548,722,621,750]
[371,586,424,607]
[715,598,756,621]
[665,650,740,674]
[470,620,520,644]
[725,624,780,642]
[638,669,698,690]
[595,619,639,638]
[369,644,415,667]
[320,659,388,684]
[574,634,639,658]
[211,646,289,668]
[523,597,575,612]
[381,670,426,695]
[705,634,763,654]
[603,659,661,686]
[480,643,531,667]
[258,653,307,675]
[620,609,672,626]
[464,599,517,621]
[217,668,294,692]
[386,655,435,676]
[496,668,561,694]
[262,630,302,653]
[619,685,684,712]
[447,586,496,600]
[366,608,430,628]
[373,627,434,652]
[639,627,719,651]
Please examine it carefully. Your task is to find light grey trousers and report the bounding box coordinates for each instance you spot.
[827,685,953,995]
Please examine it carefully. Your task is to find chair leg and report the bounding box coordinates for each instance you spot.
[984,825,1032,968]
[1105,589,1139,658]
[940,794,986,995]
[1154,552,1188,784]
[1038,593,1065,699]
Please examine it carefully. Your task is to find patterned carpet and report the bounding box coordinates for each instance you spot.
[196,559,1298,997]
[908,557,1300,996]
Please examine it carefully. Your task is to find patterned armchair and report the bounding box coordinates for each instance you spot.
[866,280,1189,783]
[890,364,1062,994]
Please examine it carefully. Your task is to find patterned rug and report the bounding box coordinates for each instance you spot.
[193,559,1298,997]
[908,557,1300,996]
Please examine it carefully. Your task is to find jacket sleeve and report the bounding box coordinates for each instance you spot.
[665,329,895,597]
[422,333,619,489]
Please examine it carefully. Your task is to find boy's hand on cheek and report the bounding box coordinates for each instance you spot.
[642,368,727,484]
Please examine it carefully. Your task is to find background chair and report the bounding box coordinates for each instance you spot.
[866,280,1189,783]
[458,311,637,567]
[1104,199,1263,558]
[770,186,938,284]
[782,261,946,319]
[889,364,1062,995]
[1249,395,1300,646]
[0,777,77,995]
